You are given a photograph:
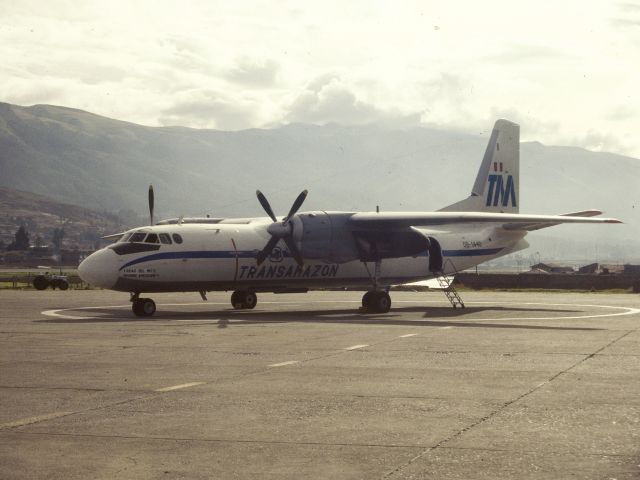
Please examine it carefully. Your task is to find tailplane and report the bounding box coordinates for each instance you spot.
[440,119,519,213]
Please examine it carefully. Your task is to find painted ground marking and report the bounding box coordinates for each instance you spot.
[345,344,369,351]
[268,361,300,367]
[154,382,205,392]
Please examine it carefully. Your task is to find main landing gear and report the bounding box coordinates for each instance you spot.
[361,290,392,313]
[131,293,156,317]
[359,258,392,313]
[231,290,257,310]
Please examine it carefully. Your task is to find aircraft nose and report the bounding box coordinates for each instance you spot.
[78,248,119,289]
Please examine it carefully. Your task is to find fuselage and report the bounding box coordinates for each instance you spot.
[78,211,527,294]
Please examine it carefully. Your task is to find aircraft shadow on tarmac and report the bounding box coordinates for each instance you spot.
[37,304,601,331]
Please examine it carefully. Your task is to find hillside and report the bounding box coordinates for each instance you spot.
[0,186,126,250]
[0,101,638,262]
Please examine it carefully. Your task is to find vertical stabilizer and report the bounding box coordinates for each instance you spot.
[440,119,519,213]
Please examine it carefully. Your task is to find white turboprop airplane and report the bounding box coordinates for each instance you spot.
[78,119,621,316]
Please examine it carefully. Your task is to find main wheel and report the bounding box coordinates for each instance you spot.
[362,291,375,307]
[231,291,257,309]
[362,291,391,313]
[371,291,391,313]
[242,291,257,309]
[231,291,243,309]
[58,280,69,291]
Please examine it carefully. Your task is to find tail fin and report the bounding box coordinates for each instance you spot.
[440,119,519,213]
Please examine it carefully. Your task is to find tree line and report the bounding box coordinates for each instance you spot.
[2,225,65,251]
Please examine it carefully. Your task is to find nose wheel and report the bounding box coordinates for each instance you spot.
[132,297,156,317]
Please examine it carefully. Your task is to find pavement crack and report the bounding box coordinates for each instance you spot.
[382,329,637,479]
[12,431,428,450]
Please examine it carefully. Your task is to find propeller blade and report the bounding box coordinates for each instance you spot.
[256,190,277,222]
[148,184,155,225]
[283,190,308,223]
[283,236,304,266]
[256,235,281,265]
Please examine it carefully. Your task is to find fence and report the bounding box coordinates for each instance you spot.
[0,274,85,289]
[456,273,640,292]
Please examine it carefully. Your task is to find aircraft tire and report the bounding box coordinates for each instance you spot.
[132,298,156,317]
[369,291,391,313]
[231,291,243,309]
[362,291,375,307]
[231,291,257,309]
[59,280,69,291]
[242,292,257,309]
[141,298,156,316]
[132,300,144,316]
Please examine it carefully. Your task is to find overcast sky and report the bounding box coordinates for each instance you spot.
[1,1,639,157]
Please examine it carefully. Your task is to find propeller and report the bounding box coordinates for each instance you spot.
[148,184,154,225]
[255,189,308,266]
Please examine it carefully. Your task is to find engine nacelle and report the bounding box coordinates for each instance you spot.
[296,212,359,263]
[296,211,429,264]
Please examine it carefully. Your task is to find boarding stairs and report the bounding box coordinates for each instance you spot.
[434,260,465,308]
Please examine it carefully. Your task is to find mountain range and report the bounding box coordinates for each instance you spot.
[0,101,638,263]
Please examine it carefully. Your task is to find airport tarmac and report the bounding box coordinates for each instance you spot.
[1,289,639,479]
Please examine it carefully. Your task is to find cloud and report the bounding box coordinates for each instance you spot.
[572,129,627,154]
[25,60,128,85]
[488,107,561,139]
[611,2,640,27]
[284,75,421,128]
[159,90,258,130]
[607,104,637,122]
[486,44,575,64]
[225,58,280,87]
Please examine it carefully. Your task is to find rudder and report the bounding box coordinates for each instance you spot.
[440,119,519,213]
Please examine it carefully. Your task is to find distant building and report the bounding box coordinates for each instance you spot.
[530,263,574,274]
[623,264,640,275]
[578,263,625,275]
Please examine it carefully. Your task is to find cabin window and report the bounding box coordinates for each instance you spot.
[145,233,159,244]
[172,233,183,244]
[159,233,172,244]
[129,232,146,243]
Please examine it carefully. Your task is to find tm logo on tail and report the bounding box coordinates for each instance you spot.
[486,161,517,207]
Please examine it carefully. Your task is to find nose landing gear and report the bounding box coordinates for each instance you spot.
[131,293,156,317]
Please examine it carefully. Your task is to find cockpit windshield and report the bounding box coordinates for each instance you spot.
[129,232,147,242]
[117,230,176,245]
[118,232,173,245]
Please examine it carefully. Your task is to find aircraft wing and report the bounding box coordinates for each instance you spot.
[101,232,126,241]
[348,211,622,230]
[501,209,609,232]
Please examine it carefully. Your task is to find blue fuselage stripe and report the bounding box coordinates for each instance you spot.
[118,247,503,270]
[443,248,502,257]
